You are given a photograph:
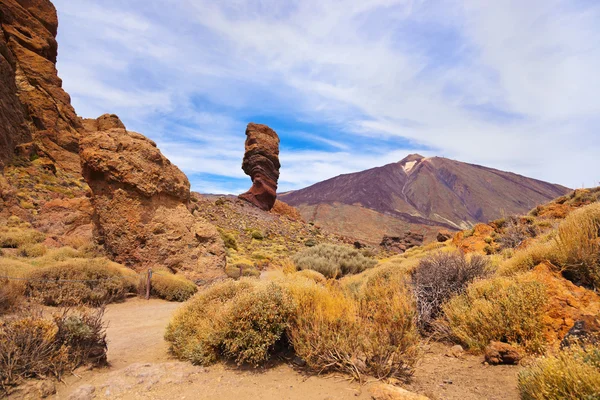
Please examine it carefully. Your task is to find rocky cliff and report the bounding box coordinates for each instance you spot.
[0,0,226,282]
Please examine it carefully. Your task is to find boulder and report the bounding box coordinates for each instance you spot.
[80,116,226,282]
[369,383,430,400]
[560,315,600,348]
[239,123,280,211]
[484,342,522,365]
[437,229,453,242]
[380,232,424,254]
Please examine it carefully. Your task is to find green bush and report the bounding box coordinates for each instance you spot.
[292,244,377,279]
[251,230,265,240]
[518,345,600,400]
[441,273,547,353]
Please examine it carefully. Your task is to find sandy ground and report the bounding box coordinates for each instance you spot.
[49,298,519,400]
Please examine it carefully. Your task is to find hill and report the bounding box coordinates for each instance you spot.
[280,154,570,244]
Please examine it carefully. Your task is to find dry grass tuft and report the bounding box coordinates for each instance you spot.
[518,345,600,400]
[288,271,420,381]
[554,203,600,289]
[441,273,548,353]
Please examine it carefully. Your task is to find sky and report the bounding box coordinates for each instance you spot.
[52,0,600,194]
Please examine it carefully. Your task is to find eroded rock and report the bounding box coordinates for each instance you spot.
[380,232,424,254]
[484,342,521,365]
[239,123,280,211]
[80,116,226,281]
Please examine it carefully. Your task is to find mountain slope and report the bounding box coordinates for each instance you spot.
[280,154,570,244]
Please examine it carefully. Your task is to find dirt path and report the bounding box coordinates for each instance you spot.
[52,298,519,400]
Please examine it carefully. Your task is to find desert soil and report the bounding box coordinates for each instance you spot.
[50,298,520,400]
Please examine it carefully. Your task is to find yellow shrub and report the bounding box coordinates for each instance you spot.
[441,273,547,353]
[518,345,600,400]
[287,271,419,381]
[555,203,600,288]
[144,271,197,302]
[294,269,326,284]
[165,280,291,366]
[18,243,47,258]
[25,258,136,306]
[0,226,45,248]
[499,239,557,276]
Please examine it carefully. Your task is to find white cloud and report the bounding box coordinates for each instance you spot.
[53,0,600,192]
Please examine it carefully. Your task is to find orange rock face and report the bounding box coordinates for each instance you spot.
[531,263,600,344]
[239,123,280,211]
[80,116,226,282]
[0,0,83,173]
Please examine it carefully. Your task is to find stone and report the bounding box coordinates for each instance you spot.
[80,117,226,282]
[437,229,453,242]
[380,232,424,254]
[484,342,522,365]
[560,315,600,348]
[239,123,280,211]
[445,344,464,358]
[369,383,430,400]
[68,384,95,400]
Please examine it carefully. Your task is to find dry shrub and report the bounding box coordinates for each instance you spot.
[25,258,136,306]
[221,283,294,365]
[292,244,377,279]
[225,262,260,279]
[441,273,548,353]
[497,216,538,249]
[555,203,600,289]
[288,271,420,381]
[499,239,557,276]
[0,308,107,390]
[165,280,293,366]
[0,278,23,315]
[412,251,489,332]
[140,271,197,302]
[0,226,45,248]
[518,345,600,400]
[294,269,326,284]
[18,243,47,258]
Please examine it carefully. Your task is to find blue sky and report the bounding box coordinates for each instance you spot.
[52,0,600,193]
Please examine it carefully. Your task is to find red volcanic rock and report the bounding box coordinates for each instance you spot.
[484,342,522,365]
[80,116,226,282]
[0,0,84,173]
[239,123,280,211]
